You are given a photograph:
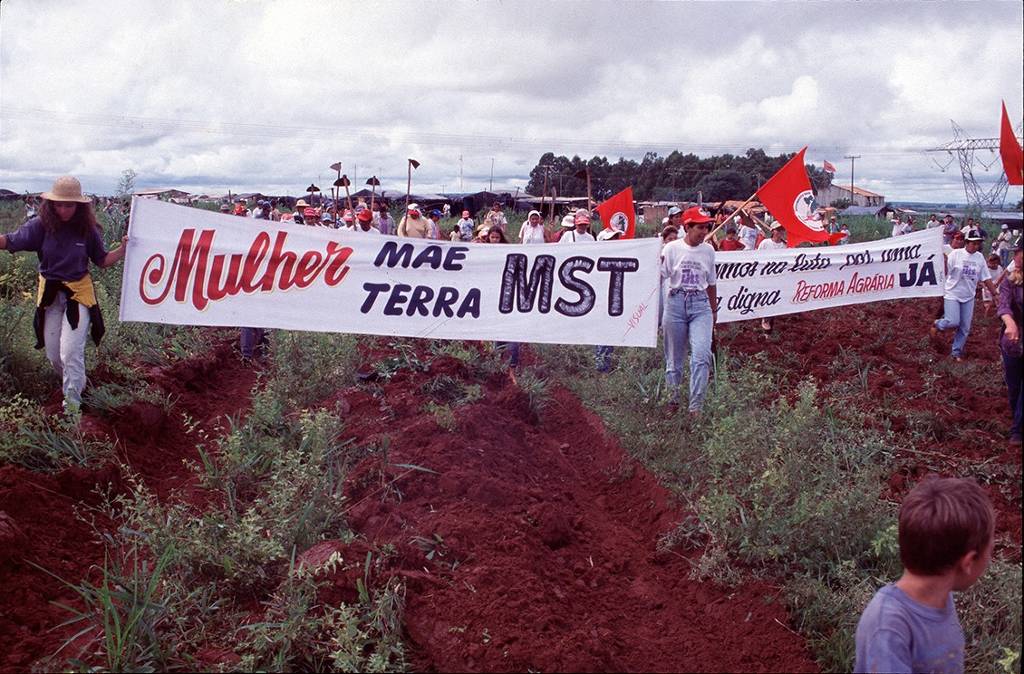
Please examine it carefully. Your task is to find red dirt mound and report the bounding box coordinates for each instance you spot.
[338,351,817,672]
[0,333,255,673]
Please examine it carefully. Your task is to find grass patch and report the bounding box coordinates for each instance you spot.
[534,340,1023,673]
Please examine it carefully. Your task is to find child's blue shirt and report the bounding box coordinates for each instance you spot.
[854,583,964,674]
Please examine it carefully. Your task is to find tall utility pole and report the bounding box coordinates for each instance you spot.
[489,157,494,191]
[459,155,464,192]
[844,155,860,205]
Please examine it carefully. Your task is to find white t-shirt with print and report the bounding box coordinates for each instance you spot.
[661,239,717,292]
[944,248,991,303]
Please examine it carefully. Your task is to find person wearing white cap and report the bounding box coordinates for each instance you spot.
[397,203,430,238]
[931,228,999,361]
[559,209,595,243]
[993,224,1014,267]
[518,210,547,244]
[0,176,128,415]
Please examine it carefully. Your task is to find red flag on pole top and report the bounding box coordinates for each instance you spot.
[1000,101,1023,186]
[595,187,636,239]
[756,148,844,248]
[823,160,837,174]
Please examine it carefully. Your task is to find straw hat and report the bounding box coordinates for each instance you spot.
[42,176,91,203]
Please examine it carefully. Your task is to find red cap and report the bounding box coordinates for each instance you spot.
[357,209,373,222]
[303,207,317,217]
[682,206,713,225]
[342,210,355,222]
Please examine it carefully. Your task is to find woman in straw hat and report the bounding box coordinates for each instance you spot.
[0,176,128,414]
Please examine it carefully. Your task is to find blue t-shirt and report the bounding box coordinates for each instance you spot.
[4,216,107,281]
[855,584,964,674]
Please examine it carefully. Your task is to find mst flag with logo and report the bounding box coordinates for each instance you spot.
[757,148,844,248]
[823,160,837,174]
[596,187,636,239]
[1000,101,1023,186]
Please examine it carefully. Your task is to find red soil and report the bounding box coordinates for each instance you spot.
[716,298,1021,556]
[334,351,818,672]
[0,335,255,673]
[3,295,1018,672]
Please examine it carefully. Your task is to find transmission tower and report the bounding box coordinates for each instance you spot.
[926,120,1015,208]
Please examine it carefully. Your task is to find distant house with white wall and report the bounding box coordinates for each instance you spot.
[816,184,885,207]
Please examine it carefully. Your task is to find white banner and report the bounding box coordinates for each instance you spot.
[120,198,662,347]
[714,228,946,323]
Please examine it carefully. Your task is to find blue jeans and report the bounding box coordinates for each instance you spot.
[594,345,614,372]
[663,290,714,411]
[240,328,268,359]
[1004,352,1023,439]
[934,298,975,358]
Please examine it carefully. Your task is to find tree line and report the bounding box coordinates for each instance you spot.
[525,149,833,203]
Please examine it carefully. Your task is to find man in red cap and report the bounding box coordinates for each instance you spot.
[660,206,719,415]
[354,207,381,234]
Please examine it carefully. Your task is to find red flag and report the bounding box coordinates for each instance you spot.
[1000,101,1023,186]
[596,187,636,239]
[823,160,837,174]
[757,148,843,248]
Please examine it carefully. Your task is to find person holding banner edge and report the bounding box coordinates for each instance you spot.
[660,206,719,415]
[0,176,128,415]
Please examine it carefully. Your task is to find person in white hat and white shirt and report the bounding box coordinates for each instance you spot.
[0,176,128,415]
[559,209,596,243]
[993,224,1014,267]
[518,210,547,244]
[932,228,999,361]
[397,203,431,238]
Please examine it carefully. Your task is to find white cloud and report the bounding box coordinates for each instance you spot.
[0,0,1021,204]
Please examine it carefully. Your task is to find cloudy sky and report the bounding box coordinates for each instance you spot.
[1,0,1021,204]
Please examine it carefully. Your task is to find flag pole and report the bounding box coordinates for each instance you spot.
[540,170,549,225]
[704,192,758,242]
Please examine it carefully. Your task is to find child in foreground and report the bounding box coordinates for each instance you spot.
[855,477,995,674]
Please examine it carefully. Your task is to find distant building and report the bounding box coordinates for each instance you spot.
[816,184,885,207]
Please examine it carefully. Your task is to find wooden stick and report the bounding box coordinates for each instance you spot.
[343,181,354,215]
[586,167,593,212]
[335,165,342,227]
[540,170,549,225]
[406,162,413,213]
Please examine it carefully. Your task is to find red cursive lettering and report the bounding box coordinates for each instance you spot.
[139,228,352,310]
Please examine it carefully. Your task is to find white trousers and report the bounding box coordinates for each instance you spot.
[43,294,91,405]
